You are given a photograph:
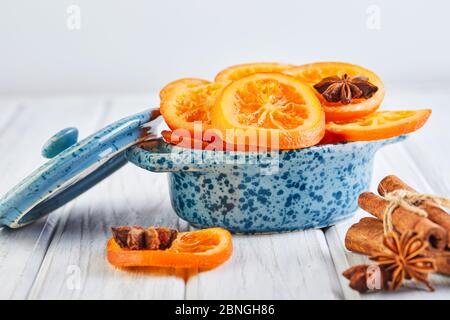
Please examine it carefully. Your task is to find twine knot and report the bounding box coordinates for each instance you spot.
[382,189,450,235]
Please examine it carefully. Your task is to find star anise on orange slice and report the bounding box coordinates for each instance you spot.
[370,231,436,291]
[285,62,384,121]
[313,74,378,105]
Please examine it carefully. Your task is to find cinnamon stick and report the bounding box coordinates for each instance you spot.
[428,251,450,275]
[358,192,447,250]
[345,217,450,275]
[345,217,387,256]
[378,175,450,246]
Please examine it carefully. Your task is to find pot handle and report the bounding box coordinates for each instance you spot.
[376,134,408,149]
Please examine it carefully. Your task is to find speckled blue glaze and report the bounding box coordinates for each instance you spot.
[41,127,79,159]
[126,136,406,233]
[0,110,160,228]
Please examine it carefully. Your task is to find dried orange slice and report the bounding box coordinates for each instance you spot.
[284,62,384,122]
[215,62,295,83]
[211,73,325,150]
[107,228,233,270]
[325,109,431,142]
[160,79,224,134]
[159,78,209,100]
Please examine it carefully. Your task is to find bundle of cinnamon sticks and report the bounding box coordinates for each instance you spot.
[345,175,450,275]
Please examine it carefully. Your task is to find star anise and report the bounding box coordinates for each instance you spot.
[313,74,378,105]
[370,231,436,291]
[111,226,178,250]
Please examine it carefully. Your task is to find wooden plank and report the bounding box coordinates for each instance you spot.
[324,93,450,299]
[0,97,105,299]
[186,229,343,299]
[12,91,449,299]
[29,95,189,299]
[0,100,21,138]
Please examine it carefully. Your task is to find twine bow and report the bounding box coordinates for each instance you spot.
[382,189,450,235]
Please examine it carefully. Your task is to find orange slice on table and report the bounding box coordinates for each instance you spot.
[215,62,295,83]
[284,62,385,122]
[324,109,431,142]
[211,72,325,150]
[107,228,233,270]
[160,78,224,134]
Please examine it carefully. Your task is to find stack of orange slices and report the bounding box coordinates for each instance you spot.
[159,62,431,150]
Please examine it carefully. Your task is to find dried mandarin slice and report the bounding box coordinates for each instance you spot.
[159,78,209,100]
[215,62,295,83]
[285,62,385,121]
[107,228,233,270]
[211,72,325,150]
[325,109,431,142]
[160,79,224,134]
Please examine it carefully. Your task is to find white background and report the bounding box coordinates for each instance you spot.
[1,0,449,96]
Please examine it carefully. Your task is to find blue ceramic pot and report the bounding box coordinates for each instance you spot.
[126,135,405,233]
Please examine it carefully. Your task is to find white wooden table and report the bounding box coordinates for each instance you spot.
[0,90,449,300]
